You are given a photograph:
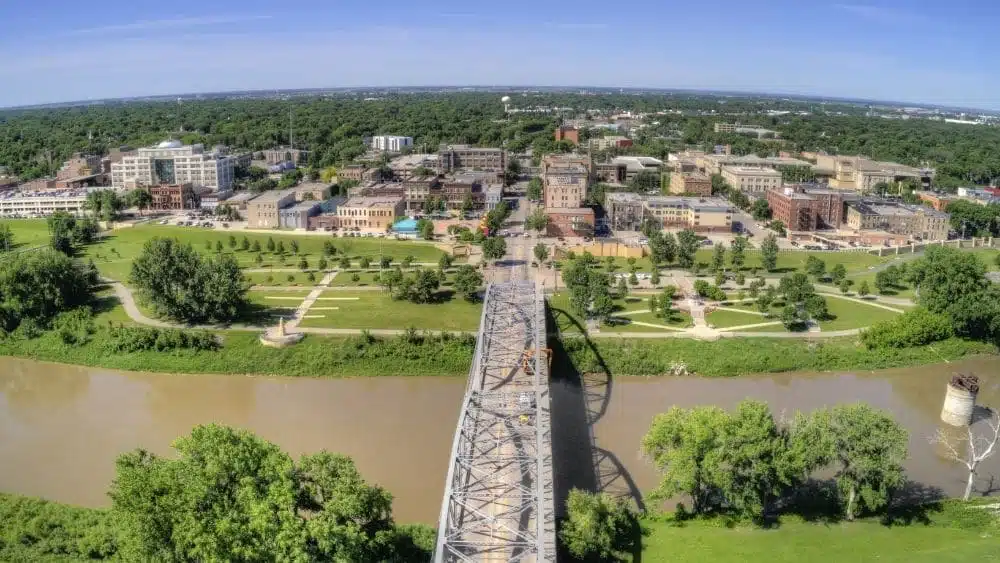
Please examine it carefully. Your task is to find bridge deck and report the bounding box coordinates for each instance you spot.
[434,281,556,562]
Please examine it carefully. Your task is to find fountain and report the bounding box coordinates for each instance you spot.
[259,316,304,348]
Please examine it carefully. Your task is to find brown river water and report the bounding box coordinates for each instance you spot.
[0,356,998,523]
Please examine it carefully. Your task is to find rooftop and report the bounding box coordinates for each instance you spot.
[249,189,295,203]
[343,196,403,208]
[227,192,258,203]
[544,206,594,215]
[848,200,949,218]
[281,201,322,213]
[722,165,783,176]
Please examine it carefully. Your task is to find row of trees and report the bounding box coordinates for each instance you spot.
[47,211,99,254]
[0,249,98,336]
[642,400,908,522]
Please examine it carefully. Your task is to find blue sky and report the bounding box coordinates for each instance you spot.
[0,0,994,109]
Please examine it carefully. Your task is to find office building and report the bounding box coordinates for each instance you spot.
[441,173,487,210]
[57,153,104,184]
[437,144,505,173]
[815,154,933,191]
[339,164,367,181]
[698,154,811,176]
[246,189,296,229]
[845,200,950,241]
[589,136,632,151]
[610,156,663,182]
[336,196,406,231]
[721,165,783,195]
[669,172,712,196]
[149,184,198,211]
[916,191,958,211]
[542,155,589,209]
[291,183,332,202]
[545,207,595,237]
[605,193,733,232]
[766,185,854,232]
[262,147,308,165]
[111,140,235,191]
[371,135,414,152]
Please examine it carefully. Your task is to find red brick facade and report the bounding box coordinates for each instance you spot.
[766,187,845,231]
[554,126,580,145]
[545,207,595,237]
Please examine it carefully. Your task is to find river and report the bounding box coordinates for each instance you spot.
[0,356,997,523]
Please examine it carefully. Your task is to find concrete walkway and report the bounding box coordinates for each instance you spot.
[719,320,784,332]
[819,292,906,313]
[286,272,337,329]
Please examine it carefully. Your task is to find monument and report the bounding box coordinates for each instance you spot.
[259,316,304,348]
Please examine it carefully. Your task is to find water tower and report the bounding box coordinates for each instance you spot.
[501,95,511,114]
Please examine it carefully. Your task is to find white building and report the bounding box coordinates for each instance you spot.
[110,140,235,191]
[371,135,414,152]
[0,187,108,217]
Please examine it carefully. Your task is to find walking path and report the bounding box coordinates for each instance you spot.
[819,292,906,313]
[286,272,337,330]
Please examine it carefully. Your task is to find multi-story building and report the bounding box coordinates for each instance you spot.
[845,200,950,241]
[338,164,367,182]
[389,154,439,178]
[594,161,627,183]
[816,155,933,191]
[669,172,712,196]
[713,123,779,138]
[148,184,198,211]
[721,165,783,195]
[589,136,632,151]
[279,201,322,230]
[441,173,486,210]
[610,156,663,182]
[111,140,235,191]
[437,144,505,173]
[262,147,308,166]
[0,188,100,217]
[291,183,332,202]
[916,191,959,211]
[199,189,232,211]
[246,189,296,229]
[57,153,104,182]
[554,126,580,145]
[604,193,733,232]
[698,154,811,176]
[370,135,414,152]
[766,185,855,232]
[225,191,258,212]
[545,207,595,237]
[485,185,503,211]
[336,196,406,230]
[542,155,590,209]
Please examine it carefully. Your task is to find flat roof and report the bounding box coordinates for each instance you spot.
[722,165,782,175]
[848,200,948,218]
[281,201,321,213]
[544,207,594,215]
[227,192,257,203]
[249,189,295,203]
[343,196,403,208]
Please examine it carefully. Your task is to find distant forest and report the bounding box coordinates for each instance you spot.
[2,92,999,188]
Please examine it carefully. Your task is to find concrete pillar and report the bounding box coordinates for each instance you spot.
[941,377,978,427]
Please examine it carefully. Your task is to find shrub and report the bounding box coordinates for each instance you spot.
[53,307,96,346]
[104,326,220,353]
[860,307,954,349]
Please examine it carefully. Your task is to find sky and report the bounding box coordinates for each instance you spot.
[0,0,995,109]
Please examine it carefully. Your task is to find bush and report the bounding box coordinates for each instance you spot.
[104,326,220,353]
[53,307,96,346]
[559,489,639,562]
[860,307,954,349]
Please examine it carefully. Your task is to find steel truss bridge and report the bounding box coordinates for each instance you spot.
[434,280,556,562]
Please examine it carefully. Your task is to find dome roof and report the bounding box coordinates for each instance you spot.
[157,140,183,149]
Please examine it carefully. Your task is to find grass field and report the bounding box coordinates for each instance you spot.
[563,249,889,277]
[49,223,449,281]
[818,296,903,331]
[0,218,50,250]
[705,307,770,329]
[296,290,482,331]
[547,293,692,333]
[640,503,999,563]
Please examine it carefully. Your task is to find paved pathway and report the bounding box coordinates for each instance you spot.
[286,272,337,329]
[719,320,784,332]
[819,292,906,313]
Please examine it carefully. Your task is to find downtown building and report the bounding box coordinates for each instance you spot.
[111,140,236,191]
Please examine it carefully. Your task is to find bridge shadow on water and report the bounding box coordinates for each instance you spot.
[547,306,646,561]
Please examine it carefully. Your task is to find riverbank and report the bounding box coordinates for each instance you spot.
[0,329,993,378]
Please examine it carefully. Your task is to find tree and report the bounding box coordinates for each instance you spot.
[676,229,700,269]
[266,237,276,252]
[110,424,402,562]
[359,256,371,269]
[0,249,96,333]
[641,406,728,514]
[126,188,153,215]
[214,240,223,253]
[276,241,286,255]
[504,159,522,186]
[228,235,237,249]
[768,220,787,237]
[419,219,434,240]
[339,256,351,269]
[805,256,826,279]
[402,255,414,268]
[379,267,404,294]
[860,307,953,349]
[240,236,250,251]
[317,257,328,271]
[438,254,453,270]
[858,280,870,298]
[874,270,890,294]
[298,257,309,271]
[525,208,549,233]
[307,271,316,283]
[395,269,440,303]
[707,400,800,522]
[650,268,661,287]
[323,239,336,256]
[931,408,1000,501]
[559,489,639,563]
[461,194,475,214]
[798,404,908,520]
[47,211,80,254]
[290,240,299,254]
[648,231,677,265]
[750,199,772,221]
[252,239,262,253]
[85,189,124,222]
[527,177,543,201]
[730,236,748,271]
[254,253,263,267]
[629,170,660,192]
[735,272,745,286]
[0,223,12,252]
[533,243,549,263]
[482,236,507,262]
[453,265,484,301]
[616,276,629,299]
[839,279,853,294]
[760,234,779,271]
[129,237,248,323]
[711,243,726,272]
[757,286,776,316]
[628,271,639,287]
[714,271,726,287]
[830,263,847,284]
[484,201,511,234]
[649,294,658,314]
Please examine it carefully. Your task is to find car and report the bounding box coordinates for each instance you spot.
[701,239,713,246]
[159,219,169,225]
[221,223,229,228]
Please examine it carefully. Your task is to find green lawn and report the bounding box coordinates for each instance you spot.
[548,293,692,333]
[296,290,482,331]
[245,271,321,287]
[563,250,889,278]
[0,218,51,250]
[641,506,999,563]
[326,269,458,288]
[818,296,903,331]
[77,225,445,281]
[706,307,769,329]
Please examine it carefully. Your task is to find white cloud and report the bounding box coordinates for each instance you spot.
[70,15,272,35]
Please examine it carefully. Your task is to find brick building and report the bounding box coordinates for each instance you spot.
[554,126,580,145]
[545,207,595,237]
[148,183,198,211]
[336,196,406,231]
[669,172,712,196]
[766,185,852,232]
[542,155,590,209]
[338,164,367,182]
